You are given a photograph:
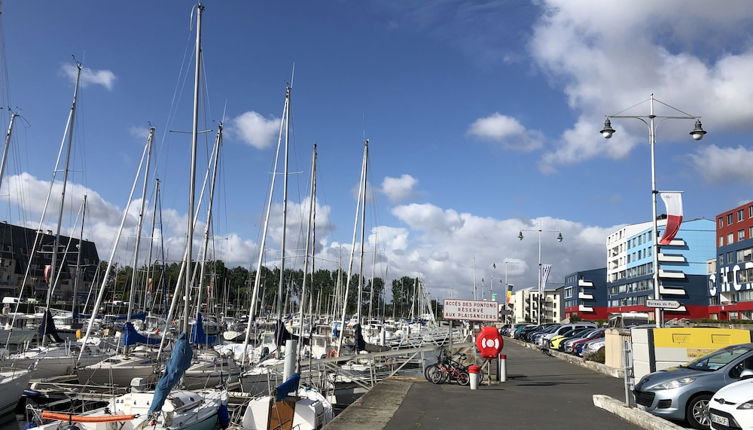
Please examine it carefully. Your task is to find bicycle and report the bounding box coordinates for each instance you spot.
[425,351,480,386]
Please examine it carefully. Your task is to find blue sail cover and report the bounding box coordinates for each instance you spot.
[121,322,161,346]
[275,373,300,402]
[148,333,193,414]
[190,313,217,345]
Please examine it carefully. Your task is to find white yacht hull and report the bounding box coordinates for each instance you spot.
[0,369,30,416]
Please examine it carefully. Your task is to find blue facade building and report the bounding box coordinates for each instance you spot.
[606,218,715,320]
[563,268,607,320]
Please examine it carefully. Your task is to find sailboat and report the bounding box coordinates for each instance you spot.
[35,4,227,430]
[77,127,161,387]
[238,143,334,429]
[7,61,109,379]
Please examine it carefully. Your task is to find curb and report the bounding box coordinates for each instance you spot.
[593,395,686,430]
[509,337,624,378]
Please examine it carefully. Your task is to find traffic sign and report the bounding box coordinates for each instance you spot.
[646,299,681,309]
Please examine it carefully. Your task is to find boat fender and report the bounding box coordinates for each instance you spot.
[218,404,230,429]
[23,389,41,398]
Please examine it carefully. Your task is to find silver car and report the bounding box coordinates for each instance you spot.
[633,344,753,429]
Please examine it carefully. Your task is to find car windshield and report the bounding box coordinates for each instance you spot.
[685,346,752,371]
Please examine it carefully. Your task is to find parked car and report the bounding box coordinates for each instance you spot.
[709,369,753,430]
[541,323,597,347]
[551,328,590,350]
[565,329,604,353]
[633,343,753,429]
[514,324,537,339]
[573,330,606,355]
[563,329,599,353]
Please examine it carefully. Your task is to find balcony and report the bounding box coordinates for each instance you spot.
[658,253,686,263]
[578,279,594,288]
[659,285,686,295]
[578,291,594,300]
[660,238,686,247]
[578,304,594,312]
[659,270,685,279]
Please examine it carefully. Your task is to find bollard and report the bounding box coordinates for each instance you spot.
[469,365,480,390]
[498,354,507,382]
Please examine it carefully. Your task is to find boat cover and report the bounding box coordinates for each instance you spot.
[148,333,193,414]
[275,373,300,402]
[190,313,217,345]
[121,321,161,345]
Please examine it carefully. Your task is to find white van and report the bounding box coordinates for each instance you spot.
[607,312,649,328]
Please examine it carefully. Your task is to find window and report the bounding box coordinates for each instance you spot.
[648,231,652,241]
[740,230,746,241]
[728,233,734,244]
[749,227,753,240]
[729,214,734,224]
[720,236,725,247]
[750,206,753,218]
[739,209,745,222]
[719,218,724,228]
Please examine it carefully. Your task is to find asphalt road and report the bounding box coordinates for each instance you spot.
[383,339,641,430]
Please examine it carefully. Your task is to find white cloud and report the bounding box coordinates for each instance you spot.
[129,126,150,140]
[689,145,753,185]
[381,174,418,203]
[531,0,753,172]
[60,64,116,90]
[0,173,620,301]
[468,113,544,151]
[230,111,280,149]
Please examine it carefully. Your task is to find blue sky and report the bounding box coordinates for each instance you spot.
[2,1,753,299]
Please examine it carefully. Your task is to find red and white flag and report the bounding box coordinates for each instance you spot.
[659,192,683,245]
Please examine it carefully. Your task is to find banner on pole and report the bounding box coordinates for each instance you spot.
[540,264,552,291]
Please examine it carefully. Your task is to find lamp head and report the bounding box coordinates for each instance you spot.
[518,231,524,241]
[557,232,563,242]
[690,119,707,141]
[600,118,615,139]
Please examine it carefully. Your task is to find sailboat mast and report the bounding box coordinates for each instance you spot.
[368,241,376,323]
[296,144,316,364]
[143,178,160,311]
[0,111,18,191]
[356,140,368,324]
[126,127,154,323]
[195,123,222,326]
[277,85,292,327]
[184,3,203,335]
[239,86,288,367]
[336,142,367,354]
[47,62,82,311]
[71,195,87,327]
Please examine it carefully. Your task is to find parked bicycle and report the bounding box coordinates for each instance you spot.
[424,350,480,386]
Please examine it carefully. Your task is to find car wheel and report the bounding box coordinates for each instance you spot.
[686,393,712,429]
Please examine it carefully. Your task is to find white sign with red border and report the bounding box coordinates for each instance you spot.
[443,299,499,322]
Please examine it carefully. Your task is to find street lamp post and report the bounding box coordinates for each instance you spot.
[518,228,563,325]
[600,94,706,328]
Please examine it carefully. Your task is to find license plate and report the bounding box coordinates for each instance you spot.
[710,413,729,427]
